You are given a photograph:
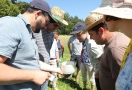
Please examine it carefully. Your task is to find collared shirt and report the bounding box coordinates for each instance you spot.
[83,36,103,73]
[84,36,103,64]
[81,44,91,65]
[0,14,40,90]
[33,30,53,63]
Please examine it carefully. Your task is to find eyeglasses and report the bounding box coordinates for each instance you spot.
[42,11,50,25]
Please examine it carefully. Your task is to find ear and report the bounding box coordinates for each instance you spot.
[98,27,104,36]
[35,10,42,20]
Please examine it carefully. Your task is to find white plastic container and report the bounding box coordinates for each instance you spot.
[62,61,75,74]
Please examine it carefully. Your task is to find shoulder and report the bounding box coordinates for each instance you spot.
[0,16,24,39]
[0,16,26,32]
[109,32,130,48]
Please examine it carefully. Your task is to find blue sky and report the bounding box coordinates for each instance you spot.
[19,0,102,20]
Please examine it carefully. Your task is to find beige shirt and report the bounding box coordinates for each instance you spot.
[100,32,130,90]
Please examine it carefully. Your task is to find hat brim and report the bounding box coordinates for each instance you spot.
[70,30,82,35]
[91,5,132,19]
[48,14,57,23]
[52,15,68,25]
[82,19,103,34]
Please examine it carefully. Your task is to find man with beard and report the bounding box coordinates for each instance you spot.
[33,6,68,90]
[90,0,132,89]
[0,0,57,90]
[84,13,130,90]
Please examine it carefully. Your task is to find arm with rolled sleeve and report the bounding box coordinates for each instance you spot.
[0,18,50,85]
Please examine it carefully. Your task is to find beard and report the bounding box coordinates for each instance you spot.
[34,20,43,33]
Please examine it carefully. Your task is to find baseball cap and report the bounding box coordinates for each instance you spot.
[70,22,86,35]
[28,0,56,23]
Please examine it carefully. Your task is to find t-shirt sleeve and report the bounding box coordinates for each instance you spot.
[108,47,124,79]
[0,20,20,58]
[68,36,72,43]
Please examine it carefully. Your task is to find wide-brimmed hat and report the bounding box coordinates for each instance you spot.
[70,22,86,35]
[29,0,56,23]
[51,6,68,25]
[84,13,103,32]
[91,0,132,19]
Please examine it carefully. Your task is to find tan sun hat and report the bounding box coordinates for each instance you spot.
[91,0,132,19]
[85,13,103,32]
[51,6,68,25]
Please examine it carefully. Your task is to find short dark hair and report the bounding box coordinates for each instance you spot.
[89,23,106,33]
[105,15,120,22]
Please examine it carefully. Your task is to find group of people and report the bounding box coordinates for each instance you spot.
[0,0,66,90]
[0,0,132,90]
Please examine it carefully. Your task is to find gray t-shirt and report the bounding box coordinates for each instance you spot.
[68,35,82,55]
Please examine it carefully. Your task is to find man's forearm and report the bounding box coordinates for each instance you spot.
[39,61,59,73]
[56,51,59,60]
[0,63,35,85]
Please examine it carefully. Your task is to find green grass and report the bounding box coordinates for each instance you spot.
[48,35,91,90]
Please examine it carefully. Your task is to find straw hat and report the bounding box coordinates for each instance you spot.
[51,6,68,25]
[84,13,103,32]
[91,0,132,19]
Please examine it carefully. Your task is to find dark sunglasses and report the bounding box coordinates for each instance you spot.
[53,23,59,27]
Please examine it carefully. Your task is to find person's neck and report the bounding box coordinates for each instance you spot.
[111,19,132,38]
[22,13,35,32]
[104,31,116,44]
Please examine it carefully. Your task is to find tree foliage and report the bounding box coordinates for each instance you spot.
[57,13,84,35]
[0,0,20,17]
[1,0,84,35]
[16,1,27,14]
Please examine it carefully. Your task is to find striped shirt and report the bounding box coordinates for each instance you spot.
[33,30,54,64]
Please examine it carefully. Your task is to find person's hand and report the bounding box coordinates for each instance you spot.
[91,67,95,72]
[32,70,51,85]
[57,67,64,75]
[56,58,60,63]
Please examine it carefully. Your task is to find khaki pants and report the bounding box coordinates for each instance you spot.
[80,63,95,85]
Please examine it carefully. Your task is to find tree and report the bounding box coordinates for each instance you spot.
[0,0,20,17]
[0,0,84,35]
[57,13,84,35]
[16,1,27,14]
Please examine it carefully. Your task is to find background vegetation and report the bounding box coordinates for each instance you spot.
[1,0,84,35]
